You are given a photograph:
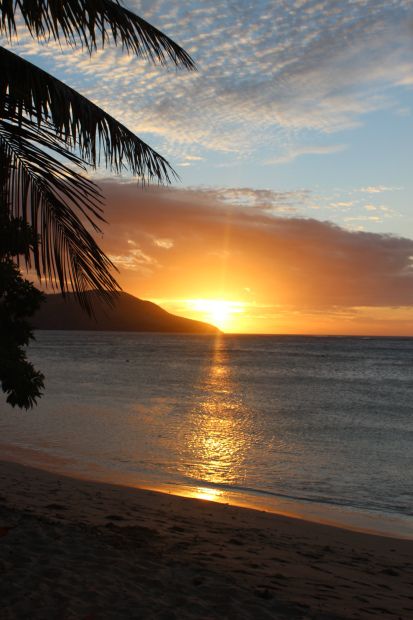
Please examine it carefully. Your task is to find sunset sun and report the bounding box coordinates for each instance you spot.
[187,299,245,331]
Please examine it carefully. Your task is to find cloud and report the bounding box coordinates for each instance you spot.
[266,143,347,164]
[107,245,158,274]
[188,186,310,211]
[152,237,174,249]
[359,186,402,194]
[329,201,354,209]
[7,1,413,159]
[343,215,382,223]
[97,181,413,312]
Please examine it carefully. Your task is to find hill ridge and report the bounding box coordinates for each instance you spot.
[33,291,220,334]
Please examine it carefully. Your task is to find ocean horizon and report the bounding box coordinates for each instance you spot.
[1,330,412,538]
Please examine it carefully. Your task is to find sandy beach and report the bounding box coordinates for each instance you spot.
[0,460,412,619]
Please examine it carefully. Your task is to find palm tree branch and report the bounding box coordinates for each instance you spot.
[0,46,179,183]
[0,118,119,312]
[0,0,196,70]
[0,114,106,223]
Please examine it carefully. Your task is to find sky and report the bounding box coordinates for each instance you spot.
[5,0,413,334]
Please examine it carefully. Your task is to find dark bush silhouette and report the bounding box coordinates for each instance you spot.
[0,1,195,407]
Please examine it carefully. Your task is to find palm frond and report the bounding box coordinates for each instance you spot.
[0,0,196,70]
[0,46,178,183]
[0,117,120,312]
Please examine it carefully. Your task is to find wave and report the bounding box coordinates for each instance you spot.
[167,477,413,518]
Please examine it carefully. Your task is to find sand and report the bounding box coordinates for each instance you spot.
[0,460,412,620]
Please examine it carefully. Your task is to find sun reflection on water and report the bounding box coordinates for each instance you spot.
[177,335,253,494]
[191,487,223,502]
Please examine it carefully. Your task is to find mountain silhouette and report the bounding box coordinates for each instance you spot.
[33,292,219,334]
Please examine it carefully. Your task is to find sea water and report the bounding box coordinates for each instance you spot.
[1,331,412,537]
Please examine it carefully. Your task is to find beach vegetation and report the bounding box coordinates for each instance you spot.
[0,0,195,407]
[0,157,45,408]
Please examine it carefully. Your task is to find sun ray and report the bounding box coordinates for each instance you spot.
[186,299,245,331]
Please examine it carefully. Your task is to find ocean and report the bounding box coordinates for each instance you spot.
[1,331,412,537]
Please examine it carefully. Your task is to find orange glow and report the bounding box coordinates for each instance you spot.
[175,335,253,488]
[190,487,223,502]
[185,299,245,331]
[97,183,413,336]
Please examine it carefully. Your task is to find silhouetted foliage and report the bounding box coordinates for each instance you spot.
[0,0,195,407]
[0,0,195,311]
[0,196,45,408]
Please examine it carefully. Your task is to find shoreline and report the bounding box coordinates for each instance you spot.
[0,441,411,541]
[0,458,412,619]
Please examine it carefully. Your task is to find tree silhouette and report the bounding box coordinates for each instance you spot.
[0,0,195,309]
[0,1,195,407]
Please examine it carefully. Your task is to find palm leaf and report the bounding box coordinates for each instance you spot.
[0,117,119,312]
[0,46,177,183]
[0,0,196,70]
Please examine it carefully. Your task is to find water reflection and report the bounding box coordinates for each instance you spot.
[191,487,223,502]
[177,335,253,496]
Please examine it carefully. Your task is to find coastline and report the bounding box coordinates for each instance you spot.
[1,458,412,619]
[8,330,411,545]
[0,442,411,541]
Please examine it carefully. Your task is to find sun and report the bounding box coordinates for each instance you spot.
[205,300,231,327]
[187,299,245,331]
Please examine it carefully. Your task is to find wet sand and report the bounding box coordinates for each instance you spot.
[0,459,412,619]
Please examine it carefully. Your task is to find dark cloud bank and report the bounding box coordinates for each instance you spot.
[98,181,413,311]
